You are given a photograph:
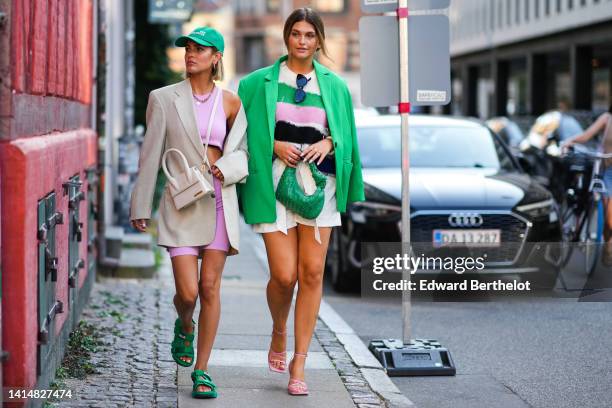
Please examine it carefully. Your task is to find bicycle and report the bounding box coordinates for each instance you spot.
[558,144,612,275]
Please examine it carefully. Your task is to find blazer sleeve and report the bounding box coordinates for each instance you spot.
[130,91,166,220]
[345,88,365,204]
[213,106,249,186]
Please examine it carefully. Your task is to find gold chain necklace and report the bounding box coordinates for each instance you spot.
[192,84,215,105]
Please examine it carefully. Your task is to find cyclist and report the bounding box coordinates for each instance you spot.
[561,105,612,264]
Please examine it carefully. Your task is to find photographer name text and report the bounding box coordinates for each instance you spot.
[373,279,531,292]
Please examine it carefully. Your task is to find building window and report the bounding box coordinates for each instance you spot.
[507,0,512,26]
[267,0,280,12]
[245,36,266,72]
[451,75,463,116]
[508,59,528,115]
[313,0,346,13]
[593,63,611,113]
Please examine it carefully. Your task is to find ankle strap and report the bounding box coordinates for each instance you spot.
[293,352,308,357]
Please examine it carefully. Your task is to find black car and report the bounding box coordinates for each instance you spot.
[326,115,562,291]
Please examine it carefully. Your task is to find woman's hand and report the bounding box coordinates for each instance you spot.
[560,139,576,153]
[301,138,333,165]
[274,141,302,168]
[131,219,149,233]
[211,165,224,183]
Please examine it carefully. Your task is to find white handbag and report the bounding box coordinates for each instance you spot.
[161,87,221,210]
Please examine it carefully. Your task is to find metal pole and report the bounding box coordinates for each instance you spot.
[398,0,411,344]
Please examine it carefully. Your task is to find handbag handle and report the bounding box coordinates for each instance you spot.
[202,87,222,169]
[161,148,191,189]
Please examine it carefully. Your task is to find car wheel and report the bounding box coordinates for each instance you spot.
[327,228,354,292]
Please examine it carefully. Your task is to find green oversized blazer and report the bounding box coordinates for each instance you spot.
[237,55,365,224]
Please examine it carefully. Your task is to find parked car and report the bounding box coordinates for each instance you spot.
[326,114,562,292]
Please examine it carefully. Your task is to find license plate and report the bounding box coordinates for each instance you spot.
[433,229,501,247]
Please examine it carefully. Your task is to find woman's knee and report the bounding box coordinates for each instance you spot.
[199,278,221,301]
[270,273,297,291]
[176,288,198,309]
[298,260,325,288]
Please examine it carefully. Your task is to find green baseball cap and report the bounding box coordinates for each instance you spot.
[174,26,225,54]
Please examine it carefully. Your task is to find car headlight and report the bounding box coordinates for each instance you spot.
[351,202,402,221]
[363,183,400,205]
[351,184,401,222]
[515,198,556,220]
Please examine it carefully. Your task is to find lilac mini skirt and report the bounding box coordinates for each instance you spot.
[166,176,230,257]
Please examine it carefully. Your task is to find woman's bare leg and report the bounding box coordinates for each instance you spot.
[171,255,200,365]
[604,198,612,242]
[292,225,332,381]
[193,249,227,392]
[263,229,299,361]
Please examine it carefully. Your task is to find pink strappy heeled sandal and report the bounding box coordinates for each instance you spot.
[288,352,309,396]
[268,328,287,373]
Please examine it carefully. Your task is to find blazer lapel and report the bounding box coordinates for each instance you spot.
[264,58,283,148]
[173,79,205,160]
[315,60,336,141]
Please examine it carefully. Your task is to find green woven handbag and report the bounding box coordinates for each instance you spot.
[275,162,327,220]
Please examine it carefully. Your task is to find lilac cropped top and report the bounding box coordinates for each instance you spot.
[193,86,227,149]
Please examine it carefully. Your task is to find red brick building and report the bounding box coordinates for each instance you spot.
[0,0,98,403]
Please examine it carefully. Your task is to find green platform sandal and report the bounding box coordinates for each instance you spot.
[171,318,195,367]
[191,369,218,399]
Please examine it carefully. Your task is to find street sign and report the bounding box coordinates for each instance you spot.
[361,0,450,14]
[362,1,454,375]
[359,17,399,107]
[359,15,451,107]
[148,0,193,24]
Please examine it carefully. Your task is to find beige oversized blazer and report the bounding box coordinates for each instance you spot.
[130,79,248,255]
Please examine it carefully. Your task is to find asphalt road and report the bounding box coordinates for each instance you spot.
[323,257,612,408]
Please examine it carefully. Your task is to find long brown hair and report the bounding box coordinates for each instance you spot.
[283,8,330,60]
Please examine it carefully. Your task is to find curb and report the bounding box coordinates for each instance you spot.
[318,301,417,408]
[247,223,417,408]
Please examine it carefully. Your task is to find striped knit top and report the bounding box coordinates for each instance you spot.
[275,62,335,174]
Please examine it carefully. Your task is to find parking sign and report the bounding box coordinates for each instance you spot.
[359,15,451,107]
[361,0,450,14]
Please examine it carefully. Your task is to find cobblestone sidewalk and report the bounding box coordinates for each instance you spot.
[50,277,177,408]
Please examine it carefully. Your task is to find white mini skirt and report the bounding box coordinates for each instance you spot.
[252,150,341,244]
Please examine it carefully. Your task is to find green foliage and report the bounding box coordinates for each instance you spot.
[61,321,103,379]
